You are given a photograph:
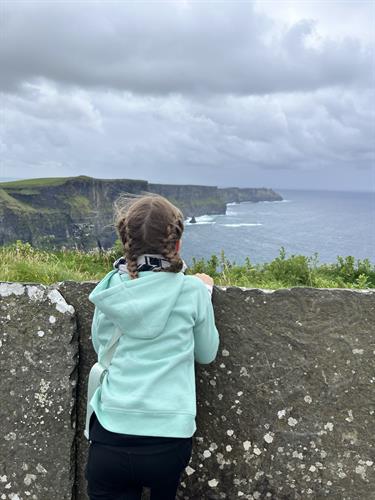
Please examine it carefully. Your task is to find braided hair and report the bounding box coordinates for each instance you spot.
[114,193,185,280]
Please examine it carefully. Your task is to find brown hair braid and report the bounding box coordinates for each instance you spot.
[113,193,185,280]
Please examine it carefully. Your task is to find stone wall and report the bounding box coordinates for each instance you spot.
[0,283,77,500]
[1,282,374,500]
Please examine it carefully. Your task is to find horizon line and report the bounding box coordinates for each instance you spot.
[0,175,373,194]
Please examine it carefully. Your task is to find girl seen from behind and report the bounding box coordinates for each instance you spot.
[85,193,220,500]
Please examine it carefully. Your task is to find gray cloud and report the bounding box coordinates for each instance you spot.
[0,1,372,95]
[2,84,373,188]
[0,1,374,192]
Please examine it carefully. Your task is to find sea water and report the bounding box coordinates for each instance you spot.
[181,189,375,267]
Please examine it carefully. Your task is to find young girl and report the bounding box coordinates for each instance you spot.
[85,193,220,500]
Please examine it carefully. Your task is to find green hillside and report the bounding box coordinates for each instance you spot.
[0,176,76,189]
[0,240,373,289]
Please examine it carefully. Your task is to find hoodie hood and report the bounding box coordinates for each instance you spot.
[88,270,185,339]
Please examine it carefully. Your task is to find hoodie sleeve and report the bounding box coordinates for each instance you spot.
[193,282,220,364]
[91,306,117,357]
[91,306,101,355]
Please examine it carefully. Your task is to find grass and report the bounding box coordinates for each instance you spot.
[0,175,148,189]
[0,240,374,289]
[0,177,75,188]
[0,240,119,284]
[67,195,93,215]
[0,188,38,212]
[191,247,375,289]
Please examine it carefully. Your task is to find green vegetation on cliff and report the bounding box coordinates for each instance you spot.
[67,195,93,216]
[0,176,74,188]
[0,188,38,213]
[0,241,373,289]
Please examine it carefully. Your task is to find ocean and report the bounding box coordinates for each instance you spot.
[181,189,375,267]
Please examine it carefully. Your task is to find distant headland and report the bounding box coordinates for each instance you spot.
[0,175,282,250]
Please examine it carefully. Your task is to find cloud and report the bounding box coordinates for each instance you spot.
[2,83,373,184]
[3,82,102,130]
[0,1,372,95]
[1,0,374,191]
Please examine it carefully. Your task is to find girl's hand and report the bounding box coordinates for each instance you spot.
[194,273,214,286]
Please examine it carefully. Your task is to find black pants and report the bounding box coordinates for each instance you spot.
[85,413,193,500]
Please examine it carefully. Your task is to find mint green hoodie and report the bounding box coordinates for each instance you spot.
[88,268,220,438]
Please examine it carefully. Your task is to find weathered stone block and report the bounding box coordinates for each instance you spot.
[2,281,374,500]
[56,281,98,500]
[0,283,77,500]
[190,286,375,500]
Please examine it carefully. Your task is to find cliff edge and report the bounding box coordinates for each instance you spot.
[0,175,282,250]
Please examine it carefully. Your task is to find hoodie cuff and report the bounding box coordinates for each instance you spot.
[205,283,213,295]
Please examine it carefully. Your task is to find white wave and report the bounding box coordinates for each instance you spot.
[196,215,216,221]
[226,202,239,206]
[222,223,263,227]
[184,216,216,225]
[185,221,216,225]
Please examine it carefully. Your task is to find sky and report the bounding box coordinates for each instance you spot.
[0,0,374,192]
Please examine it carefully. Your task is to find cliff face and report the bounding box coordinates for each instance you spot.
[219,187,283,203]
[149,182,226,217]
[0,176,148,250]
[0,176,282,250]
